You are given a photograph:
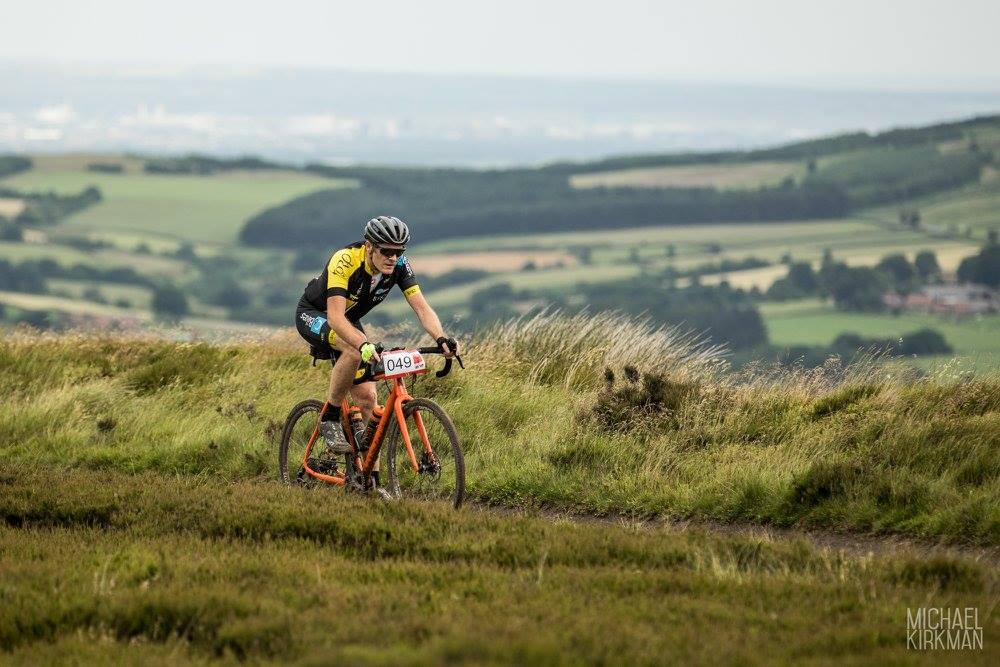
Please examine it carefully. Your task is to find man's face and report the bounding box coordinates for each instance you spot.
[367,241,405,274]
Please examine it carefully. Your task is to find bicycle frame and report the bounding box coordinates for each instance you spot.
[299,372,433,487]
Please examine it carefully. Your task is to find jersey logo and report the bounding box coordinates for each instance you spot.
[332,251,355,279]
[308,316,327,335]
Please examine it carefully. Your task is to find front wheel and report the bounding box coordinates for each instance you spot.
[384,398,465,508]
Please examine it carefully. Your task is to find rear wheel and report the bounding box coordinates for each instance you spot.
[384,398,465,508]
[278,399,324,485]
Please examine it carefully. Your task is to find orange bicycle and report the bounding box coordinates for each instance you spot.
[278,345,466,508]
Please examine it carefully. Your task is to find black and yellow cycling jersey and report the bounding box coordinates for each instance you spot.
[296,242,421,379]
[301,241,421,319]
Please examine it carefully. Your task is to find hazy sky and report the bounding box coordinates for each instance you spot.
[5,0,1000,88]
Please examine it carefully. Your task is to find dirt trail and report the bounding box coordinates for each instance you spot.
[470,502,1000,566]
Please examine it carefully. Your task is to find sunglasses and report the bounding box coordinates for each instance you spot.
[375,245,405,258]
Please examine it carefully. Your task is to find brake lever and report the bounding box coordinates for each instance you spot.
[455,354,464,369]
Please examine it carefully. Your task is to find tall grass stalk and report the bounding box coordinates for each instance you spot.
[476,309,727,389]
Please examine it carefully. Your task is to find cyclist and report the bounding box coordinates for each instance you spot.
[294,215,458,479]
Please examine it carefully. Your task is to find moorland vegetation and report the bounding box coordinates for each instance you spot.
[0,311,997,662]
[1,312,995,544]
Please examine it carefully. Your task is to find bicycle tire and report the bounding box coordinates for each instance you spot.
[278,399,324,484]
[384,398,465,508]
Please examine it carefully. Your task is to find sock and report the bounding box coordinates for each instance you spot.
[321,405,342,422]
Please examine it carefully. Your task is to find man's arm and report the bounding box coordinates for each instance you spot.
[326,295,369,351]
[323,248,378,358]
[405,291,455,356]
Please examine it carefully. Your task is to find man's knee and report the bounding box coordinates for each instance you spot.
[338,344,360,361]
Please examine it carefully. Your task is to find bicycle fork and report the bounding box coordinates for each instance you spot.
[394,399,439,475]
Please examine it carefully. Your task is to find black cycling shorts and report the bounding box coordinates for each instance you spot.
[294,297,372,383]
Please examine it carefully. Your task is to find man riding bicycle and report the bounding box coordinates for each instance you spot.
[294,216,458,480]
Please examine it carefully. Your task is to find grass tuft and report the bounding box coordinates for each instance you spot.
[585,366,699,432]
[124,344,230,395]
[788,460,865,509]
[809,383,883,419]
[890,556,985,593]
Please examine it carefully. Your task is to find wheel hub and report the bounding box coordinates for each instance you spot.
[418,452,441,480]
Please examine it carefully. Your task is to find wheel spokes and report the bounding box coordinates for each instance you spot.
[392,406,457,500]
[286,410,321,484]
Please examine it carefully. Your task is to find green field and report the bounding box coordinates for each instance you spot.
[0,290,142,319]
[762,300,1000,370]
[867,171,1000,242]
[0,139,994,362]
[416,219,878,253]
[0,156,332,332]
[0,288,276,337]
[380,219,980,317]
[414,219,978,275]
[696,241,980,290]
[44,279,226,317]
[0,239,107,265]
[47,279,152,309]
[2,163,344,245]
[0,239,189,278]
[569,160,806,190]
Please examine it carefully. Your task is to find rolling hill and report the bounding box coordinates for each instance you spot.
[239,114,999,247]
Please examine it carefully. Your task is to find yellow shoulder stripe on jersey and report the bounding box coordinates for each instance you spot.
[327,246,364,291]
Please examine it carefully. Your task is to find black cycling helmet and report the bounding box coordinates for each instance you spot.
[364,215,410,246]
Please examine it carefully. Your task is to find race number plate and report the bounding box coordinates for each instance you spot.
[380,350,427,377]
